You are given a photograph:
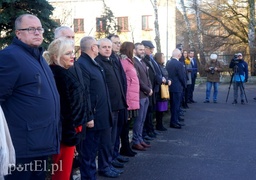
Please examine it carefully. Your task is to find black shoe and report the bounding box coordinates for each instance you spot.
[110,167,124,174]
[254,97,256,101]
[143,135,154,141]
[120,149,136,157]
[111,160,124,168]
[204,100,210,103]
[153,131,160,135]
[170,123,181,129]
[213,100,217,103]
[178,117,184,121]
[147,132,157,138]
[191,100,197,103]
[117,155,129,163]
[178,122,185,126]
[232,100,237,104]
[98,170,120,178]
[183,104,189,109]
[156,126,167,131]
[241,100,245,104]
[179,112,185,116]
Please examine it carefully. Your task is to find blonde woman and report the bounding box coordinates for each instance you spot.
[43,38,88,180]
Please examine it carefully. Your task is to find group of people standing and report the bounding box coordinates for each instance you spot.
[0,13,191,180]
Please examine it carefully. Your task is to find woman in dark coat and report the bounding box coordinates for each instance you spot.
[43,38,88,180]
[154,53,172,131]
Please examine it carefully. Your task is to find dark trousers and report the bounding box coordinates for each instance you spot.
[117,109,128,153]
[155,111,164,128]
[189,76,196,101]
[143,104,155,136]
[111,111,119,161]
[120,117,132,152]
[170,92,182,125]
[185,85,191,103]
[78,128,112,180]
[4,156,48,180]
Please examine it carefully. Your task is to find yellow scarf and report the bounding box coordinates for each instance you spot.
[185,58,190,65]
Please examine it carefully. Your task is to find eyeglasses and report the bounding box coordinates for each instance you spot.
[18,27,44,34]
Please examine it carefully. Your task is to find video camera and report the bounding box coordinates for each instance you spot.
[209,67,215,74]
[232,54,240,64]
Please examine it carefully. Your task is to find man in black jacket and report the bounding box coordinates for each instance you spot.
[95,38,128,176]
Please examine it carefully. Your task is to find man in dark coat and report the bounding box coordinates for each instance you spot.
[188,50,198,103]
[95,38,128,170]
[141,40,163,139]
[166,49,186,129]
[0,14,60,179]
[77,36,121,178]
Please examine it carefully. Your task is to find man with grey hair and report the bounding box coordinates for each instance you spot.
[0,14,60,179]
[95,38,127,174]
[77,36,121,178]
[166,48,186,129]
[54,26,75,39]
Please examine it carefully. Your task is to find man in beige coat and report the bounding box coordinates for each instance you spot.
[204,54,223,103]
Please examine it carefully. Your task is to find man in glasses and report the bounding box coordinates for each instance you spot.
[0,14,60,179]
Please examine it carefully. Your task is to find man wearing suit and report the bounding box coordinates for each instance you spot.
[132,43,153,151]
[141,40,164,139]
[166,49,186,129]
[188,50,198,103]
[77,36,121,178]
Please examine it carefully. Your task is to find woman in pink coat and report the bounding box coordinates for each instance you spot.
[119,41,140,156]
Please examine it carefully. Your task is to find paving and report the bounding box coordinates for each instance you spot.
[97,83,256,180]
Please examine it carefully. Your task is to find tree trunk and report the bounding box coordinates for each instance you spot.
[151,0,161,53]
[248,0,256,75]
[180,0,194,50]
[194,0,206,76]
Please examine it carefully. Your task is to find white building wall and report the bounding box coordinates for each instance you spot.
[48,0,176,58]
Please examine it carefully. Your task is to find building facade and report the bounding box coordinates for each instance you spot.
[48,0,176,58]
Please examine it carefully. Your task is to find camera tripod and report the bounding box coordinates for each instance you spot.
[226,65,248,103]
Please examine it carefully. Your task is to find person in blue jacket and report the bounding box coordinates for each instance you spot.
[0,14,60,179]
[229,53,248,104]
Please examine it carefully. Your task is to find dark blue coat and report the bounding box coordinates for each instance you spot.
[0,37,60,158]
[166,58,186,93]
[77,52,112,130]
[190,57,198,79]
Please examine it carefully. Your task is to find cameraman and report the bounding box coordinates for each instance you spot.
[229,53,248,104]
[204,54,223,103]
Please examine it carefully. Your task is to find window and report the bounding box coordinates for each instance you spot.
[53,19,60,25]
[73,18,84,33]
[96,18,106,32]
[142,15,153,31]
[117,17,129,32]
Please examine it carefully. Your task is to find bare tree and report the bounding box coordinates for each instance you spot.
[180,0,195,50]
[193,0,206,67]
[150,0,161,52]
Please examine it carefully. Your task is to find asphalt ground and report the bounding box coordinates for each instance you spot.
[97,83,256,180]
